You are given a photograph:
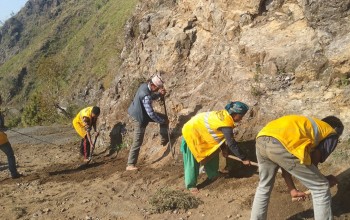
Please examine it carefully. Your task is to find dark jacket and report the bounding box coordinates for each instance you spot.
[128,83,152,125]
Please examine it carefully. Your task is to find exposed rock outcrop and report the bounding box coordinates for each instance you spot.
[98,0,350,152]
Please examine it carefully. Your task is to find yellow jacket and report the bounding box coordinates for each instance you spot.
[257,115,336,165]
[73,107,93,138]
[182,110,234,162]
[0,131,8,145]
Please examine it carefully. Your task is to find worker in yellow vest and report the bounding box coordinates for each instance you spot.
[73,106,100,162]
[181,101,251,193]
[251,115,344,220]
[0,130,21,179]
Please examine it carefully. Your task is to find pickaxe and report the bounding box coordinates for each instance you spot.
[161,96,174,157]
[86,133,99,164]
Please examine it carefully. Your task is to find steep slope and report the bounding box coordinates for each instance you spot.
[0,0,137,126]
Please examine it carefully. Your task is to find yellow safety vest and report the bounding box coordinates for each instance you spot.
[257,115,336,165]
[182,110,234,162]
[0,131,8,145]
[72,107,93,138]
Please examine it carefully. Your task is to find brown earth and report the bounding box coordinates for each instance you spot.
[0,125,349,220]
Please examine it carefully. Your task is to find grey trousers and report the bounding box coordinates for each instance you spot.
[0,142,18,177]
[251,136,332,220]
[127,117,168,165]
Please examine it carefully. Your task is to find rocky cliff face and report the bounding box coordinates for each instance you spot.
[98,0,350,150]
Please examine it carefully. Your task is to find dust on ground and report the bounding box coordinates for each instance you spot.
[0,125,349,220]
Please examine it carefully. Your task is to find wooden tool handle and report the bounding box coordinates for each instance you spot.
[227,155,259,167]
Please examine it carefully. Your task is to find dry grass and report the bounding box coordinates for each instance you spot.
[149,188,203,213]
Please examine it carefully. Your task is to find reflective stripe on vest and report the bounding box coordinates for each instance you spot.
[204,112,221,143]
[307,117,320,146]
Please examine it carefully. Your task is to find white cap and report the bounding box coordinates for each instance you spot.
[151,74,164,88]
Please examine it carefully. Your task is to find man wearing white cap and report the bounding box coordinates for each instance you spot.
[126,74,168,171]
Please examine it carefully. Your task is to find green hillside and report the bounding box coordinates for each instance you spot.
[0,0,138,126]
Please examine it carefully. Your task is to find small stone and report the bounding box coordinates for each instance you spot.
[205,193,209,197]
[85,216,92,220]
[236,214,242,217]
[187,211,192,215]
[227,214,232,218]
[42,208,50,213]
[61,208,67,212]
[173,209,178,214]
[32,210,43,217]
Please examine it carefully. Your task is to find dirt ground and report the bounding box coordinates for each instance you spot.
[1,125,350,220]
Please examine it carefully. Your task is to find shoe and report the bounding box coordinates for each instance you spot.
[126,165,138,171]
[12,173,23,179]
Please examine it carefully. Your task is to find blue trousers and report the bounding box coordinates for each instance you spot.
[0,142,18,177]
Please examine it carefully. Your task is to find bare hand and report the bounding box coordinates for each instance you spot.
[242,160,251,166]
[326,175,338,187]
[159,88,166,96]
[290,189,307,201]
[221,149,229,158]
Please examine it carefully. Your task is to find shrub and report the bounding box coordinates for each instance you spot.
[6,116,21,128]
[21,92,59,126]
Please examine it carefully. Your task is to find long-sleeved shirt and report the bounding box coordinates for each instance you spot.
[317,135,338,163]
[142,94,165,124]
[219,127,246,160]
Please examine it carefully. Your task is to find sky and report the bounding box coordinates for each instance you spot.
[0,0,28,23]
